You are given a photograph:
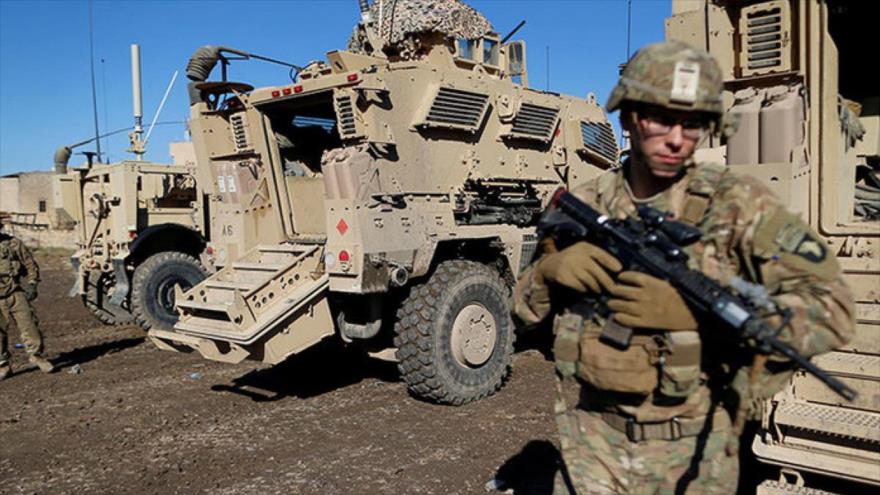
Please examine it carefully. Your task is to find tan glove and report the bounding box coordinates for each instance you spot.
[607,271,698,331]
[535,241,622,293]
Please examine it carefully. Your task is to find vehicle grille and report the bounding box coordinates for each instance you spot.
[424,87,489,130]
[335,94,358,139]
[744,6,783,70]
[520,233,539,272]
[230,114,249,151]
[580,121,618,165]
[510,103,559,141]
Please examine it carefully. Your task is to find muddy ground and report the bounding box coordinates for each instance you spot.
[1,249,562,494]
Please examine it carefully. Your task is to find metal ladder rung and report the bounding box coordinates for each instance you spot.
[204,280,257,291]
[232,262,286,272]
[176,300,231,313]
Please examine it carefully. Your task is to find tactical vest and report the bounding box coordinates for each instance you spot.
[0,239,23,297]
[553,162,727,400]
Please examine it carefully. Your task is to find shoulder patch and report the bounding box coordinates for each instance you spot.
[792,235,827,263]
[753,207,838,280]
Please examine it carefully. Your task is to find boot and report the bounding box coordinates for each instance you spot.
[0,362,10,381]
[29,355,55,373]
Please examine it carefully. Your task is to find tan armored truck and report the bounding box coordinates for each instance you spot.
[56,45,211,331]
[149,0,619,404]
[667,1,879,492]
[57,144,209,330]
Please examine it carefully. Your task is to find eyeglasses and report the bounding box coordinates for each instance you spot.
[638,113,709,140]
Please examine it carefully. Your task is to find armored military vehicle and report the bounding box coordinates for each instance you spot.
[149,0,619,404]
[57,144,209,330]
[667,1,879,492]
[58,45,210,330]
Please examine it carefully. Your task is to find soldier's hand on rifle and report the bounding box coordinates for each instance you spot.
[536,241,621,293]
[607,271,697,331]
[24,282,38,301]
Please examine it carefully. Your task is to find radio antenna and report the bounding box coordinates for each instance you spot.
[88,0,102,163]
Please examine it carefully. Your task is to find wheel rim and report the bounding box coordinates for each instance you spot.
[157,276,193,316]
[450,303,497,367]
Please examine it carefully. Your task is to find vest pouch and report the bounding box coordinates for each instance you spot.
[658,331,703,398]
[576,320,659,394]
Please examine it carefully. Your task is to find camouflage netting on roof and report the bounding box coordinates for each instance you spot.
[348,0,492,53]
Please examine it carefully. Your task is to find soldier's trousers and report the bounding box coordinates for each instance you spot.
[554,408,738,495]
[0,290,44,364]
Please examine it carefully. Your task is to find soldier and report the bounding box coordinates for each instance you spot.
[514,40,855,494]
[0,222,54,380]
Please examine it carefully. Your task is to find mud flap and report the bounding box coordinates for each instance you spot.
[109,257,129,307]
[68,256,82,298]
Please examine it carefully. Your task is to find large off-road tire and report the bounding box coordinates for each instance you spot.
[131,251,207,331]
[82,271,135,326]
[394,260,515,405]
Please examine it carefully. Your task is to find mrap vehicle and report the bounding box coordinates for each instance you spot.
[149,0,619,405]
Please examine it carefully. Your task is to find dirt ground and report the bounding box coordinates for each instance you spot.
[1,249,562,494]
[0,250,788,495]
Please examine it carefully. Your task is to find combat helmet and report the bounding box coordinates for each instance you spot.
[607,40,723,122]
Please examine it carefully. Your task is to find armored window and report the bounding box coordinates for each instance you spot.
[483,39,499,66]
[293,115,336,133]
[579,120,619,166]
[414,86,490,133]
[457,39,477,61]
[39,199,47,213]
[501,103,560,143]
[507,42,525,75]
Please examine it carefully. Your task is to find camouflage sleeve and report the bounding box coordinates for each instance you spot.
[13,239,39,285]
[722,174,855,359]
[513,263,551,325]
[512,178,602,325]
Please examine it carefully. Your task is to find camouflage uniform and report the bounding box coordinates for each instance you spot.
[0,229,52,378]
[513,41,855,494]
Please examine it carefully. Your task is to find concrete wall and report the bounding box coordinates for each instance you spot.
[3,223,77,249]
[1,171,75,230]
[17,172,54,225]
[0,176,19,213]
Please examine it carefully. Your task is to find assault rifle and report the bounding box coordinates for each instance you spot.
[539,189,856,401]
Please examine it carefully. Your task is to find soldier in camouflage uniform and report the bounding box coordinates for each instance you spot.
[0,223,54,380]
[513,40,855,494]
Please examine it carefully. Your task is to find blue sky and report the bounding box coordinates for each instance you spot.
[0,0,669,174]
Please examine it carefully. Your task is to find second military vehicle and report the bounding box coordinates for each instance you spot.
[57,44,211,330]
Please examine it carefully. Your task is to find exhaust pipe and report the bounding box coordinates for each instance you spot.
[53,146,72,174]
[390,266,409,287]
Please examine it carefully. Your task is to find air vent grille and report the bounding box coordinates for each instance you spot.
[745,7,782,69]
[509,103,559,142]
[740,1,791,76]
[580,121,618,165]
[520,234,538,272]
[230,114,249,151]
[334,94,358,139]
[422,87,489,131]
